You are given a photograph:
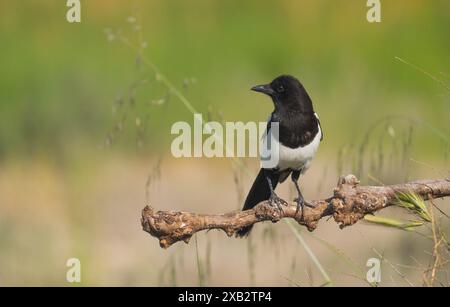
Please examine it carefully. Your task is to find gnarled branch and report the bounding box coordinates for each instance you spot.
[141,175,450,248]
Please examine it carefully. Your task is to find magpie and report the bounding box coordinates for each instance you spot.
[236,75,323,237]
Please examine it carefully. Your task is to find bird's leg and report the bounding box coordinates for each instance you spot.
[291,170,315,219]
[265,173,287,213]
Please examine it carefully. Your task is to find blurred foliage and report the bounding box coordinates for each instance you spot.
[0,0,448,161]
[0,1,449,286]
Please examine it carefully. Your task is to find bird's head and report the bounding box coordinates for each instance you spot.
[251,75,314,113]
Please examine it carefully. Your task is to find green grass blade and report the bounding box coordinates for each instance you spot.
[364,215,423,230]
[285,220,333,286]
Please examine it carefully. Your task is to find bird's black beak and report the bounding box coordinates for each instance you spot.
[251,83,274,96]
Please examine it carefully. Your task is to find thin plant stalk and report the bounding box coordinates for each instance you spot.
[285,219,333,286]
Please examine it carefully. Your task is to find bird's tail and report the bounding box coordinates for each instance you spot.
[236,169,278,237]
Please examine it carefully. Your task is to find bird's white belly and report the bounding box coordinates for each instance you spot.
[261,125,321,172]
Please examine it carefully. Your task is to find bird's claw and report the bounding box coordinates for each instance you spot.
[294,198,316,208]
[268,194,288,213]
[294,197,315,208]
[294,197,315,219]
[305,200,316,208]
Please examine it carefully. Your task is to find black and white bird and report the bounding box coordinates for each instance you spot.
[236,75,323,237]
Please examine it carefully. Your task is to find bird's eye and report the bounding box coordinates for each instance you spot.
[277,85,285,93]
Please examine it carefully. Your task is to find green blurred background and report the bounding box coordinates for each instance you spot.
[0,0,448,286]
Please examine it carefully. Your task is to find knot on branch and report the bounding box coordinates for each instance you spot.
[142,206,195,248]
[254,202,282,222]
[332,174,387,228]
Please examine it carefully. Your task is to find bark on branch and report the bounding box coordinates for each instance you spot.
[141,175,450,248]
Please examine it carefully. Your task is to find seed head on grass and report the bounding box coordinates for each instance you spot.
[364,191,433,231]
[396,191,431,222]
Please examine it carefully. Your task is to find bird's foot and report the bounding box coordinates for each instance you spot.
[305,200,315,208]
[268,194,288,214]
[294,197,315,219]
